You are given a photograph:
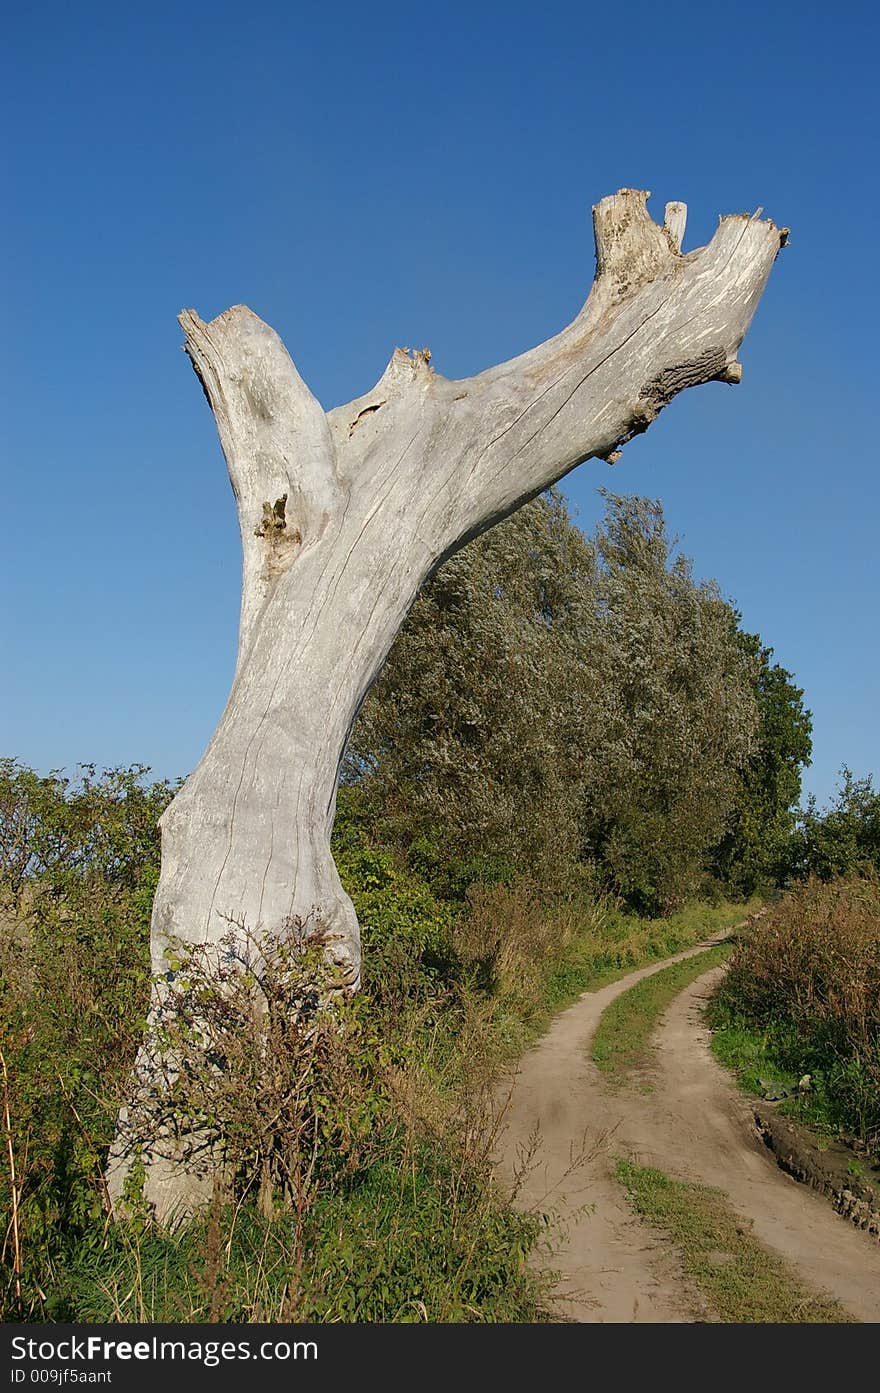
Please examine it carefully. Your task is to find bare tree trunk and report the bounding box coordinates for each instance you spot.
[108,189,786,1220]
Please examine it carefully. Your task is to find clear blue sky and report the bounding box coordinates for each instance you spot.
[2,0,877,808]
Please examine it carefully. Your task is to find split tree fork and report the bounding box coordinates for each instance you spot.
[108,189,787,1219]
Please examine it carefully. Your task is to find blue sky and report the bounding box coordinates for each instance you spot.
[2,0,877,807]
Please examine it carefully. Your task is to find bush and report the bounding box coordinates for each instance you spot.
[712,875,880,1149]
[0,762,168,1296]
[118,921,389,1220]
[332,796,458,1010]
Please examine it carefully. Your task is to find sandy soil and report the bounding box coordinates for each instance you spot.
[494,936,880,1322]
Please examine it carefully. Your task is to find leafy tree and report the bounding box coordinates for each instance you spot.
[344,490,599,890]
[346,489,761,913]
[711,634,813,893]
[578,492,759,912]
[793,768,880,880]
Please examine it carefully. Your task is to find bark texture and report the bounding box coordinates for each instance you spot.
[108,189,786,1220]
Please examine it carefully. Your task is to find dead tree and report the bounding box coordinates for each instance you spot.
[109,189,786,1220]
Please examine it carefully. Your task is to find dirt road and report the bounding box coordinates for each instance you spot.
[494,936,880,1322]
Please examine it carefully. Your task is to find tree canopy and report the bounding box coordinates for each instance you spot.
[710,633,813,894]
[345,489,809,912]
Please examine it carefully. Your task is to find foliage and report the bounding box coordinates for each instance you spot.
[792,768,880,882]
[711,633,813,894]
[332,789,457,1010]
[346,489,764,914]
[0,762,169,1285]
[0,757,175,904]
[709,876,880,1150]
[120,922,389,1219]
[344,490,597,886]
[579,492,759,912]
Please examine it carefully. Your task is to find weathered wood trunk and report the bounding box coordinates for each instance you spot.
[108,190,786,1220]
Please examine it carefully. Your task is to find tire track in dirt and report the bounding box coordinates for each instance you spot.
[622,966,880,1321]
[494,935,880,1322]
[494,936,727,1322]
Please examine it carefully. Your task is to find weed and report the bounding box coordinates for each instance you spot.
[616,1160,851,1323]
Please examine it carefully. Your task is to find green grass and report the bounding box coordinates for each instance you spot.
[591,940,733,1085]
[44,1145,547,1323]
[710,1020,800,1104]
[615,1160,852,1323]
[483,898,758,1065]
[708,1016,857,1149]
[541,899,758,1021]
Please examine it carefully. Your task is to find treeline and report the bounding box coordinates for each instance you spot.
[345,488,813,911]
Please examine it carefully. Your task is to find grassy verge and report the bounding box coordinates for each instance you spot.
[708,1019,880,1166]
[709,1019,814,1121]
[42,1147,547,1323]
[615,1160,851,1323]
[547,898,756,1004]
[591,940,733,1086]
[489,897,761,1060]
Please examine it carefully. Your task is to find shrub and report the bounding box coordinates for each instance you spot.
[0,763,168,1307]
[118,920,389,1220]
[712,875,880,1149]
